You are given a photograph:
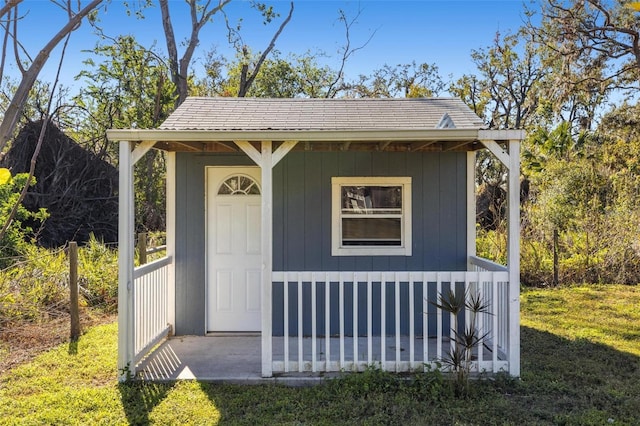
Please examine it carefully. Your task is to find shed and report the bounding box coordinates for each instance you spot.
[107,97,523,379]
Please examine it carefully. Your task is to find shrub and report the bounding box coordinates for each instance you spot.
[0,238,118,326]
[0,246,68,325]
[0,169,48,268]
[78,235,118,311]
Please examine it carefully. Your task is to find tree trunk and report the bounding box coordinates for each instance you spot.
[237,2,294,97]
[0,0,103,152]
[159,0,231,108]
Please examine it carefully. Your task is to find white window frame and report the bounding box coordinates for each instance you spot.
[331,176,412,256]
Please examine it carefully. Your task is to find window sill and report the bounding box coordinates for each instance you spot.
[331,246,412,256]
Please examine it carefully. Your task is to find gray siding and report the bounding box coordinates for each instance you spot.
[272,151,467,336]
[273,151,467,271]
[174,151,467,336]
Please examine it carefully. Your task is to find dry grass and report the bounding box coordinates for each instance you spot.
[0,311,115,374]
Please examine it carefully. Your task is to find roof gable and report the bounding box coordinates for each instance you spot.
[159,97,485,131]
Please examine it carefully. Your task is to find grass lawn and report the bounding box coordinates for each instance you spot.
[1,284,639,425]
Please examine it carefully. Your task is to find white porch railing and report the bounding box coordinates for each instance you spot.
[469,256,510,358]
[272,267,510,374]
[133,256,172,364]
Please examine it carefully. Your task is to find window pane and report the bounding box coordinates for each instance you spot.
[341,186,402,214]
[342,218,401,246]
[218,175,260,195]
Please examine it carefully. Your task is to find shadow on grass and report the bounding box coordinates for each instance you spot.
[117,343,181,424]
[118,381,175,425]
[514,326,640,424]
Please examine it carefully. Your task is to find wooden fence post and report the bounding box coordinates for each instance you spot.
[137,232,147,265]
[69,241,81,341]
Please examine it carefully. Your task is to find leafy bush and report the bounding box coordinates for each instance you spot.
[0,238,118,326]
[78,235,118,311]
[0,168,48,268]
[0,246,68,325]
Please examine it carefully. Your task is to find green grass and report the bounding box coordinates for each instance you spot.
[1,284,639,425]
[521,284,640,356]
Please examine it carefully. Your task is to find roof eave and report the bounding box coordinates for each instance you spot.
[106,128,493,143]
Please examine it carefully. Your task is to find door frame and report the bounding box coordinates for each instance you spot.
[204,166,262,332]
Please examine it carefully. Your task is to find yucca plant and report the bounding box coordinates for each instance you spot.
[431,286,491,395]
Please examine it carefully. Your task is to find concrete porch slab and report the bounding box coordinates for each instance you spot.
[136,335,333,385]
[136,335,505,384]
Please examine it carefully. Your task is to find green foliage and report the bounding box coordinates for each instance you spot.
[75,35,175,132]
[0,169,48,268]
[77,235,119,311]
[476,228,507,265]
[453,30,544,129]
[515,119,640,285]
[0,240,118,326]
[74,35,175,231]
[195,49,445,100]
[196,49,339,98]
[348,61,445,98]
[449,73,490,118]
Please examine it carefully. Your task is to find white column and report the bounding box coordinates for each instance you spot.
[165,152,176,334]
[466,151,477,267]
[507,139,521,377]
[261,141,273,377]
[117,141,135,381]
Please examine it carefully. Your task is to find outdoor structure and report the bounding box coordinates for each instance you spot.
[107,97,523,381]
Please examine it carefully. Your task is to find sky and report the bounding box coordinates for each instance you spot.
[14,0,534,93]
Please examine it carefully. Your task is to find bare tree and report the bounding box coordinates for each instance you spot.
[159,0,232,108]
[325,8,376,98]
[0,0,22,83]
[0,0,103,153]
[235,2,294,97]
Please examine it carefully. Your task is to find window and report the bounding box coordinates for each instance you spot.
[217,175,261,195]
[332,177,411,256]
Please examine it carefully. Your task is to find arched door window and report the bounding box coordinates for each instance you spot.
[217,174,261,195]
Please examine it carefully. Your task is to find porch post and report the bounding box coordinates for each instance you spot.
[261,141,273,377]
[117,141,135,381]
[507,139,521,376]
[466,151,477,267]
[166,152,176,333]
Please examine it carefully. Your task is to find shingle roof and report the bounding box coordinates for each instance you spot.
[159,97,485,131]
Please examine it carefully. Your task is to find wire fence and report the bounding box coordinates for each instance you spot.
[0,233,165,330]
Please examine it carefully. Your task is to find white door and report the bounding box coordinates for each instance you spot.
[206,167,261,332]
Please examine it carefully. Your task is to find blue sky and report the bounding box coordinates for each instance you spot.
[16,0,533,93]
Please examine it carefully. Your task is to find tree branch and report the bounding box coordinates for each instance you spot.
[0,0,103,153]
[0,0,20,20]
[325,7,377,98]
[161,0,231,107]
[237,1,293,97]
[0,2,13,84]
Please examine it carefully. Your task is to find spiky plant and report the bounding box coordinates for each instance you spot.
[431,286,491,395]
